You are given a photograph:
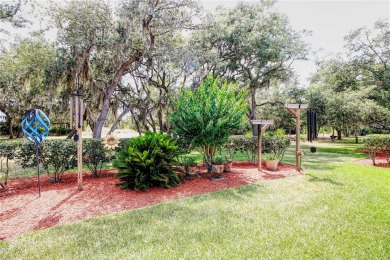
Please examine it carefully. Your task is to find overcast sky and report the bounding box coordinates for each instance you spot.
[201,0,390,87]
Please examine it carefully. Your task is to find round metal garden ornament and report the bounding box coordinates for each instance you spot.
[21,109,50,144]
[21,109,50,197]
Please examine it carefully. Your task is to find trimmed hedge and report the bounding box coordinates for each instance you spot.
[15,140,77,183]
[0,138,131,183]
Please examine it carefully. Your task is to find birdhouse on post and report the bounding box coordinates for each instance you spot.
[251,120,273,171]
[284,104,309,172]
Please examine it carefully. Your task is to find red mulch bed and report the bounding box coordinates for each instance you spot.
[0,162,299,240]
[354,150,390,167]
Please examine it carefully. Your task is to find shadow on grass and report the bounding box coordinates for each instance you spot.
[282,143,368,172]
[306,174,343,186]
[192,183,264,203]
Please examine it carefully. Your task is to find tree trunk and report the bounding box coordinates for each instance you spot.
[7,117,13,139]
[131,113,142,135]
[17,122,23,138]
[107,106,133,136]
[165,111,171,133]
[337,129,342,140]
[250,87,258,136]
[147,113,156,132]
[157,107,163,133]
[92,51,141,138]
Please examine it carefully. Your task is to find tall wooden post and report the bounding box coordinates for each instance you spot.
[285,104,308,172]
[258,127,262,171]
[296,108,300,171]
[251,120,273,171]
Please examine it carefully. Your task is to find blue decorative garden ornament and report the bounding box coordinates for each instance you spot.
[21,109,50,144]
[21,109,50,197]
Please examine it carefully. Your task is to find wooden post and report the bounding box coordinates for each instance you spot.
[296,108,300,171]
[70,97,73,130]
[258,126,262,171]
[285,104,308,172]
[251,120,273,171]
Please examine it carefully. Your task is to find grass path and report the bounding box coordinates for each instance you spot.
[0,139,389,259]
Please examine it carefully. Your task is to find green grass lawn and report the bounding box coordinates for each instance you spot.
[0,138,389,259]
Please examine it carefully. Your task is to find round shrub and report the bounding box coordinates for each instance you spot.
[113,131,184,191]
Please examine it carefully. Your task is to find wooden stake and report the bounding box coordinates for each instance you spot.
[296,108,301,171]
[258,126,262,171]
[70,96,73,130]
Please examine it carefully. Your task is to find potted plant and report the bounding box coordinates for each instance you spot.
[264,153,279,171]
[182,156,198,176]
[211,156,224,174]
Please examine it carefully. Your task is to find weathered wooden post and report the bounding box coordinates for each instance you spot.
[251,120,273,171]
[285,104,309,171]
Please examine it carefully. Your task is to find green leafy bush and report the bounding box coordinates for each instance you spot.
[113,131,183,190]
[43,140,77,182]
[17,140,77,182]
[83,139,108,178]
[16,141,40,168]
[262,134,291,161]
[49,125,71,136]
[226,134,291,163]
[170,75,247,170]
[363,135,390,165]
[0,142,18,189]
[211,156,224,164]
[181,156,197,167]
[227,136,258,164]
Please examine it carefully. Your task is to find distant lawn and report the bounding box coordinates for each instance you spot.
[1,138,389,259]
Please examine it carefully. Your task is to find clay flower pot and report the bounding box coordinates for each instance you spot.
[211,163,224,174]
[265,160,279,171]
[186,165,197,176]
[223,161,233,172]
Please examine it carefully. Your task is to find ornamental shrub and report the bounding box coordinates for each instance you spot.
[43,140,77,182]
[226,134,290,163]
[363,135,390,165]
[83,139,108,178]
[49,125,71,136]
[262,134,291,161]
[0,142,18,189]
[17,140,77,182]
[113,131,183,191]
[170,75,247,170]
[227,136,258,164]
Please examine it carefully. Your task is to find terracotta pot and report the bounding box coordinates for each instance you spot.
[223,162,233,172]
[187,166,197,175]
[211,164,224,174]
[265,160,279,171]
